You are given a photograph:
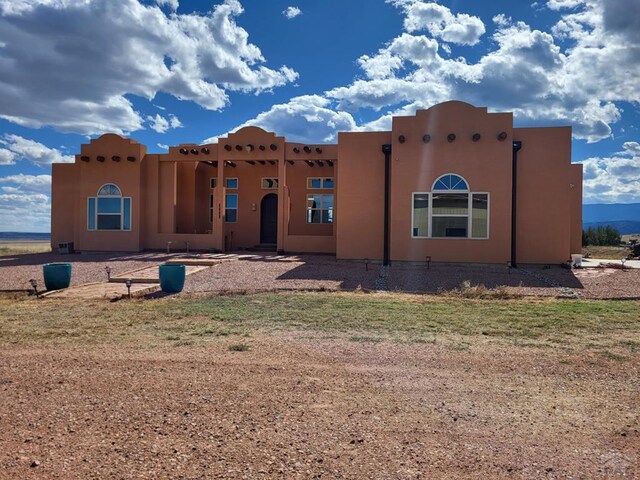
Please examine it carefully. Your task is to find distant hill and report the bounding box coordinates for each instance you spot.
[583,221,640,235]
[583,203,640,223]
[583,204,640,234]
[0,232,51,241]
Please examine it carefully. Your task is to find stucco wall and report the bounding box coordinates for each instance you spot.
[389,102,514,263]
[515,126,574,264]
[73,134,146,252]
[336,131,390,260]
[51,164,77,249]
[570,164,583,255]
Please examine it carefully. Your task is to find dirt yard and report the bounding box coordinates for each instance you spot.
[1,338,638,479]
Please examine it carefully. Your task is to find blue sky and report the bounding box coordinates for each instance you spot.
[0,0,639,232]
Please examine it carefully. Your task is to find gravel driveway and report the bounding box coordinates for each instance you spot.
[1,251,639,299]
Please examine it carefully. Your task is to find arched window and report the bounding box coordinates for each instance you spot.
[87,183,131,231]
[412,174,488,239]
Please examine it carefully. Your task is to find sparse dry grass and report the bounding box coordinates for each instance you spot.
[582,245,631,260]
[0,240,51,256]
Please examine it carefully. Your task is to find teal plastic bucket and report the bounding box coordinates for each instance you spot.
[43,263,72,291]
[159,264,186,293]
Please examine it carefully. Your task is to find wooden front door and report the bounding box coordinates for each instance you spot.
[260,193,278,244]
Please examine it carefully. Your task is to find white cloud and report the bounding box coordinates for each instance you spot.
[493,14,512,27]
[204,95,357,144]
[0,135,73,165]
[579,141,640,203]
[0,148,16,165]
[155,0,178,11]
[147,114,183,133]
[319,0,640,143]
[547,0,586,10]
[157,143,169,150]
[0,0,298,135]
[0,174,51,194]
[282,6,301,19]
[0,192,50,232]
[389,1,486,45]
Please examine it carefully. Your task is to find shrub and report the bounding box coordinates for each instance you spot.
[582,225,622,246]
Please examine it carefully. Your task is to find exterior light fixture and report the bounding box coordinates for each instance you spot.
[246,144,254,152]
[97,156,105,162]
[224,144,232,151]
[125,278,132,299]
[303,146,312,153]
[497,131,508,141]
[29,278,38,296]
[398,135,406,143]
[447,133,456,143]
[425,256,431,269]
[422,134,431,143]
[111,155,121,161]
[105,266,112,281]
[472,133,481,142]
[315,147,322,154]
[179,148,188,154]
[364,258,369,271]
[126,156,136,162]
[190,148,199,155]
[235,145,243,151]
[293,147,300,154]
[80,155,90,162]
[259,145,266,151]
[270,144,278,151]
[201,147,210,155]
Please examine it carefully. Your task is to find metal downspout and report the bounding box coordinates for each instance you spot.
[511,140,522,268]
[382,144,392,266]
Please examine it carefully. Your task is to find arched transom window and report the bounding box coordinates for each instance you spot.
[88,183,131,231]
[412,174,488,239]
[432,174,469,191]
[97,183,122,196]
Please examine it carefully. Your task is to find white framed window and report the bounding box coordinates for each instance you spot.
[307,194,333,224]
[225,178,238,189]
[210,178,217,189]
[307,177,334,189]
[88,183,131,231]
[412,174,489,239]
[261,177,279,189]
[225,193,238,223]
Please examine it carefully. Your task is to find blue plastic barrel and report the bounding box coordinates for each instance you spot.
[43,263,72,290]
[159,264,186,293]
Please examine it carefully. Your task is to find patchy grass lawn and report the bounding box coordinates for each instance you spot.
[1,292,638,354]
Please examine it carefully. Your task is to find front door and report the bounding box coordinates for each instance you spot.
[260,193,278,244]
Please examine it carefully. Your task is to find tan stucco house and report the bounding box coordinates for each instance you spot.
[51,101,583,265]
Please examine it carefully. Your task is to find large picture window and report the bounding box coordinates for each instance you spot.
[307,194,334,224]
[88,183,131,231]
[412,174,488,239]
